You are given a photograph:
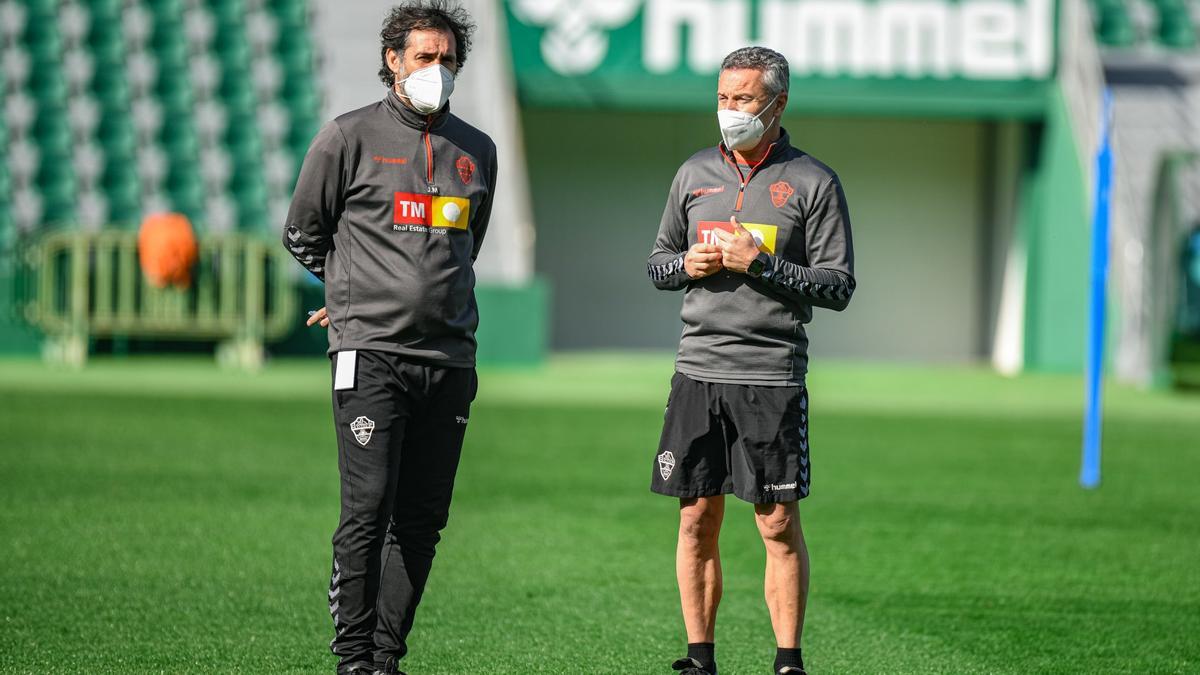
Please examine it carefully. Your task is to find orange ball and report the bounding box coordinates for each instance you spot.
[138,213,198,288]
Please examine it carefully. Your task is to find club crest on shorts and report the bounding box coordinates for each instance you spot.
[657,451,676,480]
[350,416,375,446]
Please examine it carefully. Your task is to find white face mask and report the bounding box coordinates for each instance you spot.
[717,95,779,151]
[398,64,455,114]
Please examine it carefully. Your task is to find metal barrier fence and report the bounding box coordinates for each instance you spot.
[20,230,298,368]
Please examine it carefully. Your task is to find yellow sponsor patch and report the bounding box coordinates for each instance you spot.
[742,223,778,254]
[431,196,470,230]
[697,221,778,254]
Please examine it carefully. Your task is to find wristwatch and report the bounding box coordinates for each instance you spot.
[746,252,771,279]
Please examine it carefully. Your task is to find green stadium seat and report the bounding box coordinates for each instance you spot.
[31,112,71,154]
[36,165,76,220]
[102,168,142,224]
[103,180,142,222]
[267,0,308,28]
[148,20,188,64]
[277,40,315,76]
[95,114,136,155]
[219,78,259,115]
[164,169,204,212]
[24,0,60,15]
[282,85,320,117]
[89,40,125,70]
[1156,5,1198,48]
[154,75,194,113]
[26,71,68,105]
[91,71,130,108]
[143,0,184,17]
[84,0,124,15]
[1097,4,1137,46]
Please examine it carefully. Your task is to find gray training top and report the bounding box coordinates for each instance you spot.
[284,91,498,366]
[647,130,856,386]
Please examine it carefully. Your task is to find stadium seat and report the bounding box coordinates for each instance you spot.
[267,0,308,29]
[1096,1,1138,47]
[31,110,71,155]
[103,169,142,224]
[1155,1,1198,48]
[95,114,135,157]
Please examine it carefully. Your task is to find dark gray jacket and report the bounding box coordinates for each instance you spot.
[284,92,497,366]
[648,130,855,385]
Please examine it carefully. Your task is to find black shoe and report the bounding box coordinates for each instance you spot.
[776,667,807,675]
[374,656,407,675]
[671,657,716,674]
[339,662,375,675]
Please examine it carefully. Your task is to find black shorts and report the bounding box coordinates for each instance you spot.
[651,372,810,504]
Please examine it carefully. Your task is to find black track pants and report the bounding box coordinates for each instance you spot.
[326,350,477,672]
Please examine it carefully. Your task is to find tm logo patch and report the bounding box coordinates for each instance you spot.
[657,451,676,481]
[698,220,778,254]
[393,192,470,230]
[350,416,375,446]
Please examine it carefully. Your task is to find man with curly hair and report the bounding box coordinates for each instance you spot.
[283,3,497,673]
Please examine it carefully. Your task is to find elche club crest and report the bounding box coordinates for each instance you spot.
[770,181,794,208]
[456,156,475,184]
[657,450,676,480]
[350,416,375,446]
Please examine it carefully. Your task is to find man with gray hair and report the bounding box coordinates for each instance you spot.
[647,46,855,675]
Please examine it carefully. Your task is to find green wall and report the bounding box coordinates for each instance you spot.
[523,109,997,362]
[1020,88,1090,372]
[0,252,40,355]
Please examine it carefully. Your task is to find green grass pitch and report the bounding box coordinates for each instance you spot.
[1,355,1198,674]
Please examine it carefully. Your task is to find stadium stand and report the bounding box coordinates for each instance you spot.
[0,0,321,235]
[1090,0,1200,383]
[1090,0,1199,48]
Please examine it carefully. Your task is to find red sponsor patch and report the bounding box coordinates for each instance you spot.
[394,192,432,225]
[456,156,476,184]
[769,180,794,208]
[696,220,735,246]
[692,185,726,198]
[373,155,408,165]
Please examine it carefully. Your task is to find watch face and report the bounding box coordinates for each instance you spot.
[748,258,764,277]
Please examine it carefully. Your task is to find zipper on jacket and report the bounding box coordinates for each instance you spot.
[423,116,438,194]
[721,142,775,212]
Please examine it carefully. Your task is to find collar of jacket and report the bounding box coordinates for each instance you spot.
[383,89,451,132]
[719,127,792,166]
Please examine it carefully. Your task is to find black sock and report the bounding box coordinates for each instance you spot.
[687,642,716,671]
[774,647,803,671]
